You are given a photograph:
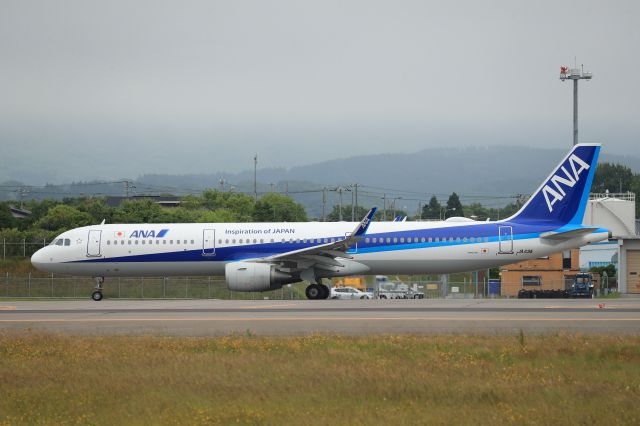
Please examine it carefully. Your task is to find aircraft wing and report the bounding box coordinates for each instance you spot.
[540,227,601,240]
[256,208,377,266]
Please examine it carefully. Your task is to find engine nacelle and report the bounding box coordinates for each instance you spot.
[225,262,292,292]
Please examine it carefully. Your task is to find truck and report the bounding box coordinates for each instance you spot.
[375,276,425,299]
[568,273,595,298]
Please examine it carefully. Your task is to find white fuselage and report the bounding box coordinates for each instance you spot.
[31,220,608,278]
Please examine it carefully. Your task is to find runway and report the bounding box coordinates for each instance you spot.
[0,298,639,336]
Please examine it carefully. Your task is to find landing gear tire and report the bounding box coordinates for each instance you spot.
[306,284,321,300]
[92,276,104,301]
[318,284,330,300]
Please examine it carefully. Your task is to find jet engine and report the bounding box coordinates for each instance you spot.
[225,262,293,292]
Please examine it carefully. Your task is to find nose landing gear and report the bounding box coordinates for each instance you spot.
[92,277,104,301]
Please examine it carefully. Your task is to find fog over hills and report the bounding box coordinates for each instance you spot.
[3,145,639,218]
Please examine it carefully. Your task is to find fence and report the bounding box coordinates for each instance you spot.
[0,273,496,300]
[2,239,49,259]
[2,273,610,300]
[0,273,308,300]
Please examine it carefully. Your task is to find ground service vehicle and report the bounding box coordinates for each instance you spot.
[569,273,594,298]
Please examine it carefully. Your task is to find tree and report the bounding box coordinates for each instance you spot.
[111,199,165,223]
[35,205,94,232]
[445,192,464,218]
[421,196,441,220]
[253,193,307,222]
[589,264,616,278]
[197,209,242,223]
[593,163,634,194]
[0,203,15,229]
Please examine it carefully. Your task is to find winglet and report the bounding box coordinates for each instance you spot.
[352,207,377,238]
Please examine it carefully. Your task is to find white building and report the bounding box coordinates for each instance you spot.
[581,192,640,294]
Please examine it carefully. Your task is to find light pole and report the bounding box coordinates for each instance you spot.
[440,207,456,220]
[559,63,592,146]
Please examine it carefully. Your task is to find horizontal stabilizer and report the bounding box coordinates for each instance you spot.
[540,227,600,240]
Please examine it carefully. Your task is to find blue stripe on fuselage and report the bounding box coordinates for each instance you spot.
[71,221,595,264]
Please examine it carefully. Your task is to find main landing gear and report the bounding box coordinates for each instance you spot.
[305,283,330,300]
[91,277,104,301]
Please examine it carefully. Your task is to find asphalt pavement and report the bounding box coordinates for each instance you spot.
[0,298,638,336]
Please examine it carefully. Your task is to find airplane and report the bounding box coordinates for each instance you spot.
[31,143,609,301]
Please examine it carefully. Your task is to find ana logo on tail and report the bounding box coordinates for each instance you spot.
[542,154,590,212]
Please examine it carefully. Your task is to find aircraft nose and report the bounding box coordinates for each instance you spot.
[31,248,48,271]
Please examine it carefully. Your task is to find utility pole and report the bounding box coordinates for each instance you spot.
[219,178,226,192]
[338,187,344,221]
[253,155,258,201]
[382,194,387,221]
[559,62,592,146]
[322,187,327,222]
[123,180,135,198]
[17,187,29,209]
[354,183,359,217]
[351,185,355,222]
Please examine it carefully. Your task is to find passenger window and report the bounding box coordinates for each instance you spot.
[157,240,160,244]
[239,239,243,244]
[428,237,432,242]
[142,240,145,245]
[218,239,222,244]
[107,240,111,245]
[386,238,391,243]
[393,238,398,243]
[135,240,139,245]
[449,237,453,242]
[400,238,405,243]
[183,240,187,244]
[225,239,229,244]
[435,237,439,242]
[470,237,475,242]
[128,240,132,245]
[253,239,257,244]
[456,237,461,242]
[414,237,418,243]
[365,238,370,243]
[463,237,467,242]
[191,240,194,244]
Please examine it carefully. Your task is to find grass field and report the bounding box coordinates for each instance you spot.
[1,333,639,425]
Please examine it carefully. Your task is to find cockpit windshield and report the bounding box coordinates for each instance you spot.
[50,238,71,246]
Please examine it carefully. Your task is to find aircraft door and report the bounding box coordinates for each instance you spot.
[202,229,216,256]
[87,230,102,257]
[498,226,513,254]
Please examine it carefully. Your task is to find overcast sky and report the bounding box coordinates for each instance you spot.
[1,0,638,184]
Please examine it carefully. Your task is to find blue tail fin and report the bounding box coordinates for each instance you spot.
[508,143,600,225]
